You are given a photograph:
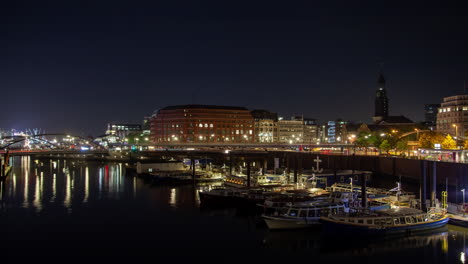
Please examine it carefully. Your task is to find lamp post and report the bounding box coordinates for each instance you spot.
[462,188,466,216]
[453,124,458,138]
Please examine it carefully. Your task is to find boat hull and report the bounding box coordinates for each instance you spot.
[321,217,449,235]
[262,215,321,230]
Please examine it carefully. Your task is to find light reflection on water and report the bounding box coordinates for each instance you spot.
[0,156,468,262]
[1,157,132,214]
[0,156,206,214]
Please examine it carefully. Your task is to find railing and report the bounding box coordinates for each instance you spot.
[447,201,467,214]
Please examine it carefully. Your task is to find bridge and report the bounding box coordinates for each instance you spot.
[0,133,103,151]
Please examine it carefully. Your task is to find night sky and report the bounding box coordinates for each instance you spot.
[2,1,467,136]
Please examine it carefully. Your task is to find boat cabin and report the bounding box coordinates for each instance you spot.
[275,203,346,218]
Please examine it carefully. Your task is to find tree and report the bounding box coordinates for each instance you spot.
[418,131,445,149]
[442,134,457,149]
[396,139,409,152]
[354,131,373,154]
[369,132,384,150]
[380,139,391,154]
[126,132,148,145]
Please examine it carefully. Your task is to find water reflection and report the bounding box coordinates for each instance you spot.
[1,157,134,214]
[3,155,468,262]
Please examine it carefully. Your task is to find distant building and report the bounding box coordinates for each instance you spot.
[0,129,12,138]
[142,116,152,135]
[371,72,414,127]
[436,95,468,138]
[320,120,347,143]
[277,117,304,144]
[150,105,254,143]
[373,73,389,123]
[374,115,414,126]
[106,123,142,140]
[303,118,319,144]
[94,134,120,146]
[424,104,440,130]
[251,109,278,143]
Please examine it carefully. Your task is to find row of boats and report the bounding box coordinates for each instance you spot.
[198,183,449,235]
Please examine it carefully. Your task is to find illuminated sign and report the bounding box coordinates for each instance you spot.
[434,143,441,149]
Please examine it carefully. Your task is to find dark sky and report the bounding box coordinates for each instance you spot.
[2,1,467,136]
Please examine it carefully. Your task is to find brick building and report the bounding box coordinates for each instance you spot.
[150,105,254,143]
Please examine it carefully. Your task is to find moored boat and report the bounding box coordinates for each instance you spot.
[260,191,358,230]
[262,201,347,230]
[320,207,448,236]
[198,188,246,208]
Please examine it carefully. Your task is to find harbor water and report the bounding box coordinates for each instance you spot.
[0,156,465,263]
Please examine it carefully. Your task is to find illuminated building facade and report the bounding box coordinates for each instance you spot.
[320,120,348,143]
[277,117,304,144]
[106,123,142,140]
[251,110,278,143]
[436,95,468,138]
[303,118,319,144]
[150,105,254,143]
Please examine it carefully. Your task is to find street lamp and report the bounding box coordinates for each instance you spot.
[453,124,458,138]
[414,128,419,140]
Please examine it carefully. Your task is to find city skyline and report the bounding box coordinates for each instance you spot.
[2,1,467,136]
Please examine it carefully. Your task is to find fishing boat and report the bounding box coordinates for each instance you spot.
[320,207,448,235]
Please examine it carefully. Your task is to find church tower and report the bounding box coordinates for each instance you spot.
[373,73,389,122]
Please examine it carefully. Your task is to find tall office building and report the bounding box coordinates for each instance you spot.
[436,95,468,138]
[424,104,440,130]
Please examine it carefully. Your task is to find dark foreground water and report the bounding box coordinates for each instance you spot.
[0,156,466,263]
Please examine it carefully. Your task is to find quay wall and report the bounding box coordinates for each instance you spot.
[269,153,467,203]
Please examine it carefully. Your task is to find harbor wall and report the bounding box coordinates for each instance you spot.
[267,153,468,203]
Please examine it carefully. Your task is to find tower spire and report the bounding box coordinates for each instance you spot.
[378,60,385,84]
[373,70,389,123]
